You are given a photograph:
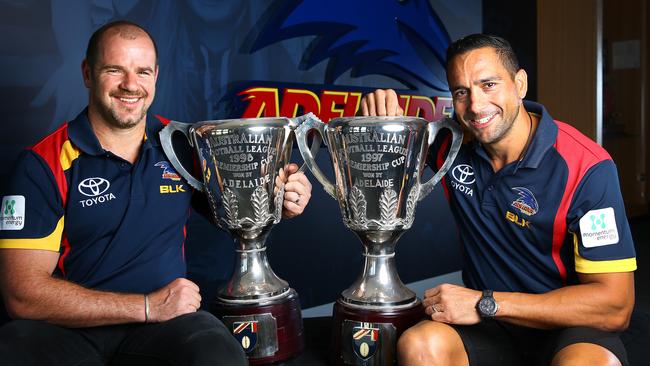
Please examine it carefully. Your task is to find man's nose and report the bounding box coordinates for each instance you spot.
[119,71,139,91]
[467,90,487,114]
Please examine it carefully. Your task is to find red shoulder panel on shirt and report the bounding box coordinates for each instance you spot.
[155,115,171,125]
[551,120,611,282]
[30,123,70,207]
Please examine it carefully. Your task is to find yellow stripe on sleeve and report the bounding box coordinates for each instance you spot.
[60,140,80,171]
[0,216,64,252]
[573,234,637,273]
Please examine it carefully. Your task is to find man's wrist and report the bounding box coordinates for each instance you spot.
[144,294,150,323]
[476,289,499,318]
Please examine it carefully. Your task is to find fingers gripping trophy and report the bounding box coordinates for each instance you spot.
[160,114,319,365]
[296,116,462,365]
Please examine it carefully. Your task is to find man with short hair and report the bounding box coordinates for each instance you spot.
[0,20,312,365]
[361,34,635,366]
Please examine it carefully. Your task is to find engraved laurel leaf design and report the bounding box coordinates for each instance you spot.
[222,188,239,226]
[380,189,398,223]
[274,184,285,222]
[252,186,271,223]
[349,186,368,222]
[403,186,420,226]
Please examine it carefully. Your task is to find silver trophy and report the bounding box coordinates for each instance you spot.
[296,116,462,365]
[160,113,319,364]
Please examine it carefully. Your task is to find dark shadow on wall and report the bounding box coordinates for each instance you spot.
[483,0,537,101]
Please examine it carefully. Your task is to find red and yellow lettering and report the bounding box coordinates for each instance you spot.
[319,91,361,122]
[433,96,453,119]
[280,89,321,117]
[407,95,435,120]
[239,87,280,118]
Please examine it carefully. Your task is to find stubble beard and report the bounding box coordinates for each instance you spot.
[95,91,149,130]
[472,104,520,146]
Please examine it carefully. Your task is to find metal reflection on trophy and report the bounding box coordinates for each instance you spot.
[160,113,319,364]
[296,116,462,365]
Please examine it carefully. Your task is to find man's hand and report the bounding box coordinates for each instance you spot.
[147,278,201,322]
[281,163,312,219]
[360,89,404,116]
[423,283,483,325]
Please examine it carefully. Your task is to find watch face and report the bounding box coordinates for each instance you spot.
[478,297,497,316]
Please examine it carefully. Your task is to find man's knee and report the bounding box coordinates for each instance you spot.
[0,320,103,365]
[551,343,622,366]
[173,312,247,365]
[397,321,468,366]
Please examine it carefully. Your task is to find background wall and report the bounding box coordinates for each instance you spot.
[0,0,490,311]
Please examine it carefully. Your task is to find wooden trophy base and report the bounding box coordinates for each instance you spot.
[331,298,424,365]
[211,289,305,365]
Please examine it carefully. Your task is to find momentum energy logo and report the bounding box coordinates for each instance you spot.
[78,177,116,208]
[579,207,619,247]
[1,195,25,230]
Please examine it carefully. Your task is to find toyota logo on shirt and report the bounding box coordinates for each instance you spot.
[78,177,111,197]
[451,164,476,185]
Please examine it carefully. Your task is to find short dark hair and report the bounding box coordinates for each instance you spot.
[85,20,158,70]
[446,34,520,78]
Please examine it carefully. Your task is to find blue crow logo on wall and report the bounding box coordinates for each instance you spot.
[246,0,452,92]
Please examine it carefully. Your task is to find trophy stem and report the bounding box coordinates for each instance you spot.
[340,233,417,309]
[217,234,290,303]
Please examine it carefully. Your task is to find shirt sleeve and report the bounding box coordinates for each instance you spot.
[567,160,636,273]
[0,150,65,251]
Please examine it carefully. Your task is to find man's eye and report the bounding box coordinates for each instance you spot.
[485,82,496,88]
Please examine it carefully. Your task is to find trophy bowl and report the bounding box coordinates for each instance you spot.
[296,116,462,365]
[160,113,319,364]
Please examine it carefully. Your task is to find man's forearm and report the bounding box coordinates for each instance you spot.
[494,274,634,331]
[4,276,146,328]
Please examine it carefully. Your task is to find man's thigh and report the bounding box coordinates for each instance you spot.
[451,320,527,366]
[0,319,105,366]
[452,322,628,366]
[112,311,246,366]
[549,327,628,366]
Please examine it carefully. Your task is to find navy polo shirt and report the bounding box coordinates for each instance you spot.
[431,101,636,294]
[0,110,191,293]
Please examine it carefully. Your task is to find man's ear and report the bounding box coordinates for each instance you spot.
[81,60,92,88]
[515,69,528,100]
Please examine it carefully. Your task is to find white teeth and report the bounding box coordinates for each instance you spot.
[474,113,495,124]
[119,97,139,103]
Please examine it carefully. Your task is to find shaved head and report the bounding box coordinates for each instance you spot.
[85,20,158,70]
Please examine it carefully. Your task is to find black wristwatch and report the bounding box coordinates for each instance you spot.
[476,290,499,318]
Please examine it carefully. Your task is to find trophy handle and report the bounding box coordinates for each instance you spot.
[159,121,204,191]
[418,118,463,200]
[288,113,321,173]
[295,117,336,198]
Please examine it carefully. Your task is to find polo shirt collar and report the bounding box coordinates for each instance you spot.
[518,100,557,169]
[67,108,165,155]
